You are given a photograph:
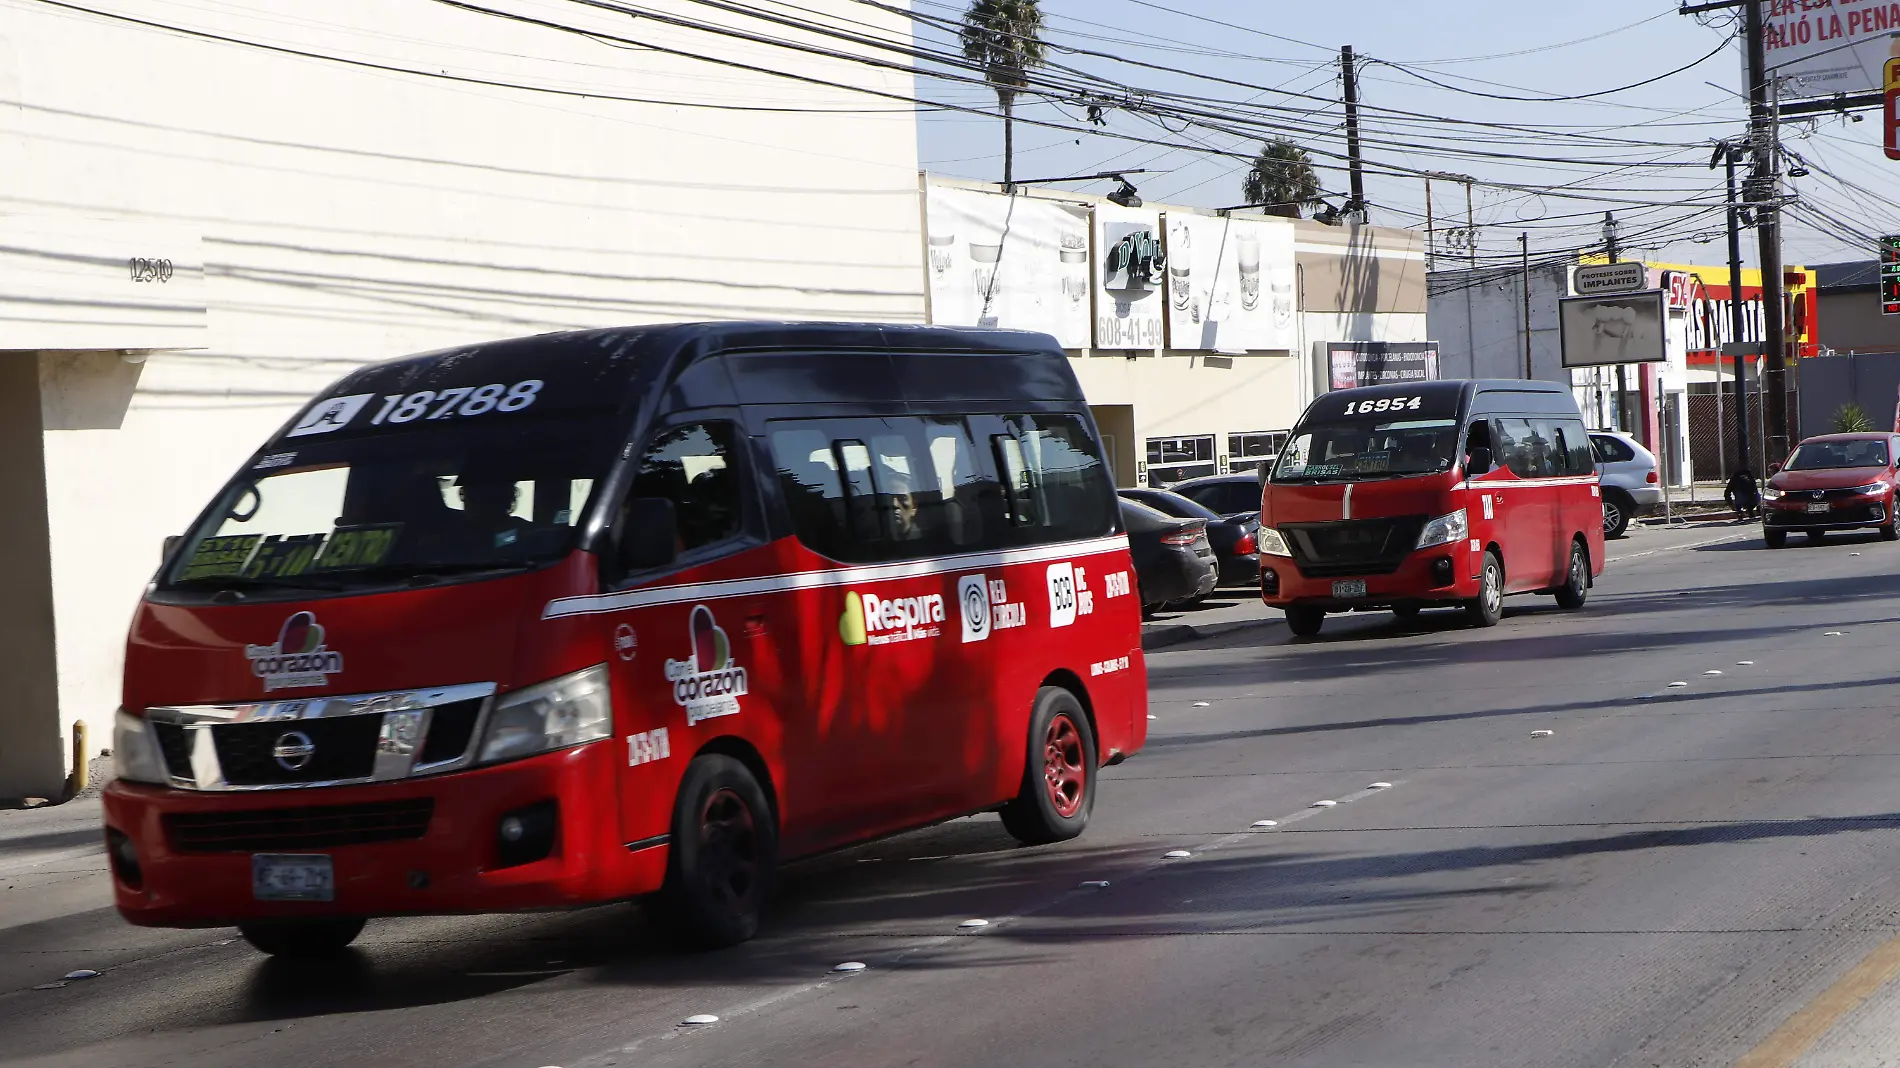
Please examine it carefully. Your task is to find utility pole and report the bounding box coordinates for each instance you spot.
[1721,144,1753,477]
[1465,180,1475,269]
[1424,175,1434,272]
[1605,212,1631,434]
[1341,45,1366,221]
[1520,232,1533,379]
[1741,0,1790,465]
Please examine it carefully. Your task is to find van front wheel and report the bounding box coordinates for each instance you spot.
[1000,687,1097,846]
[652,754,778,948]
[1466,551,1504,628]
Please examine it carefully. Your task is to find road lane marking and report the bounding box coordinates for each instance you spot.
[574,779,1403,1063]
[1606,530,1750,563]
[1732,936,1900,1068]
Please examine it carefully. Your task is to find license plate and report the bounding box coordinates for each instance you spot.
[1332,579,1368,599]
[252,854,334,901]
[1805,502,1830,514]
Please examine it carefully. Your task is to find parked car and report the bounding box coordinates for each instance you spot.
[1590,430,1661,539]
[1119,487,1259,589]
[1120,498,1217,613]
[1169,473,1264,522]
[1761,432,1900,548]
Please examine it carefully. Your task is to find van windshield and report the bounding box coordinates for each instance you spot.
[159,418,614,594]
[1272,419,1460,483]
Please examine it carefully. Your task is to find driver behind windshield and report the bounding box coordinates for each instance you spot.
[455,475,534,551]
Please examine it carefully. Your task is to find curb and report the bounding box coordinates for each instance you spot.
[1141,616,1278,651]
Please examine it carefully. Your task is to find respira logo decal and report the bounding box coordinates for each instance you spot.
[245,612,344,691]
[664,605,748,725]
[959,574,1028,643]
[840,589,945,646]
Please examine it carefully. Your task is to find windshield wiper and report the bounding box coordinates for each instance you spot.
[169,574,350,592]
[312,562,538,585]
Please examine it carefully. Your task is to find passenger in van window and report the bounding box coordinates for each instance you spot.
[1464,421,1492,471]
[456,476,534,551]
[883,474,923,541]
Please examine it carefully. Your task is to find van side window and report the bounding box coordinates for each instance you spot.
[1549,419,1595,475]
[626,422,743,553]
[1492,418,1542,479]
[768,417,990,562]
[989,413,1116,544]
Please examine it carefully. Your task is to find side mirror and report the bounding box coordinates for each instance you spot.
[1769,462,1782,475]
[615,497,679,575]
[163,535,182,561]
[1466,447,1494,476]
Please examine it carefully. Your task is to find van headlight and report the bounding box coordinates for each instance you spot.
[1761,485,1783,500]
[112,709,169,785]
[477,665,613,764]
[1256,527,1293,557]
[1415,508,1469,550]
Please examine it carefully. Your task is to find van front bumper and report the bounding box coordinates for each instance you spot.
[102,741,666,928]
[1260,543,1480,608]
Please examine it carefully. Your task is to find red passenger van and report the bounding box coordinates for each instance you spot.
[1257,380,1605,636]
[104,323,1147,954]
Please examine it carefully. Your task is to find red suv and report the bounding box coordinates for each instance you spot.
[1762,432,1900,548]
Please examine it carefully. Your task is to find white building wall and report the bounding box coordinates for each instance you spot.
[2,0,924,791]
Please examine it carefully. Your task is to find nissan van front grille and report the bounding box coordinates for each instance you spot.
[164,798,435,852]
[1280,517,1427,578]
[139,683,495,792]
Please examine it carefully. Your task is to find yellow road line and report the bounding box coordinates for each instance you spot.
[1734,936,1900,1068]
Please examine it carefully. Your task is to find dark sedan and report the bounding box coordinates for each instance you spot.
[1168,473,1264,522]
[1119,487,1259,590]
[1120,499,1217,614]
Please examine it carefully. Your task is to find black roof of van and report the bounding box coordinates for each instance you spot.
[286,322,1083,443]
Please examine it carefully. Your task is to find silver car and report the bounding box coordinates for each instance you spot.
[1590,430,1662,538]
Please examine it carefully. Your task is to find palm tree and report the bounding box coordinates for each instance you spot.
[959,0,1046,188]
[1242,139,1323,218]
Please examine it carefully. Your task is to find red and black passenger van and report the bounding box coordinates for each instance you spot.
[105,323,1147,954]
[1257,379,1605,636]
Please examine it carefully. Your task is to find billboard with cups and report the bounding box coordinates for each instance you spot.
[923,184,1092,348]
[1093,203,1167,350]
[1162,214,1297,352]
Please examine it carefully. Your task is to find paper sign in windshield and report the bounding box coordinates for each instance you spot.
[180,535,261,581]
[312,523,402,571]
[241,534,327,579]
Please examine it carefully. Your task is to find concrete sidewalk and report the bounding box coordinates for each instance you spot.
[1137,519,1756,651]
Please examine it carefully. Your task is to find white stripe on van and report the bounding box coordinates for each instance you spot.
[542,535,1134,619]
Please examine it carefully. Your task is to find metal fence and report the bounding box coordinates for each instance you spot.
[1688,387,1800,482]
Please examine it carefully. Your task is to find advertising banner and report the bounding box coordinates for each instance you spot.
[1162,214,1297,352]
[923,185,1092,348]
[1324,342,1441,390]
[1559,291,1668,368]
[1093,203,1166,350]
[1764,0,1900,99]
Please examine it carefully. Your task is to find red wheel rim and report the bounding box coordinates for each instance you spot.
[697,787,760,913]
[1041,714,1087,819]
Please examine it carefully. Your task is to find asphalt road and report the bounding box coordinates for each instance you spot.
[16,522,1900,1067]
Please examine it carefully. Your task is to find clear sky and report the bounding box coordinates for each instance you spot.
[913,0,1897,270]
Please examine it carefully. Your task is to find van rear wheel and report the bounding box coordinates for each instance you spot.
[1553,541,1588,610]
[651,754,777,949]
[1000,687,1097,846]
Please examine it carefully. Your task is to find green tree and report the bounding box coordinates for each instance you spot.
[959,0,1047,188]
[1833,402,1873,433]
[1242,139,1323,218]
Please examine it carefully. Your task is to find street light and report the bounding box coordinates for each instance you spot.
[1004,170,1147,205]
